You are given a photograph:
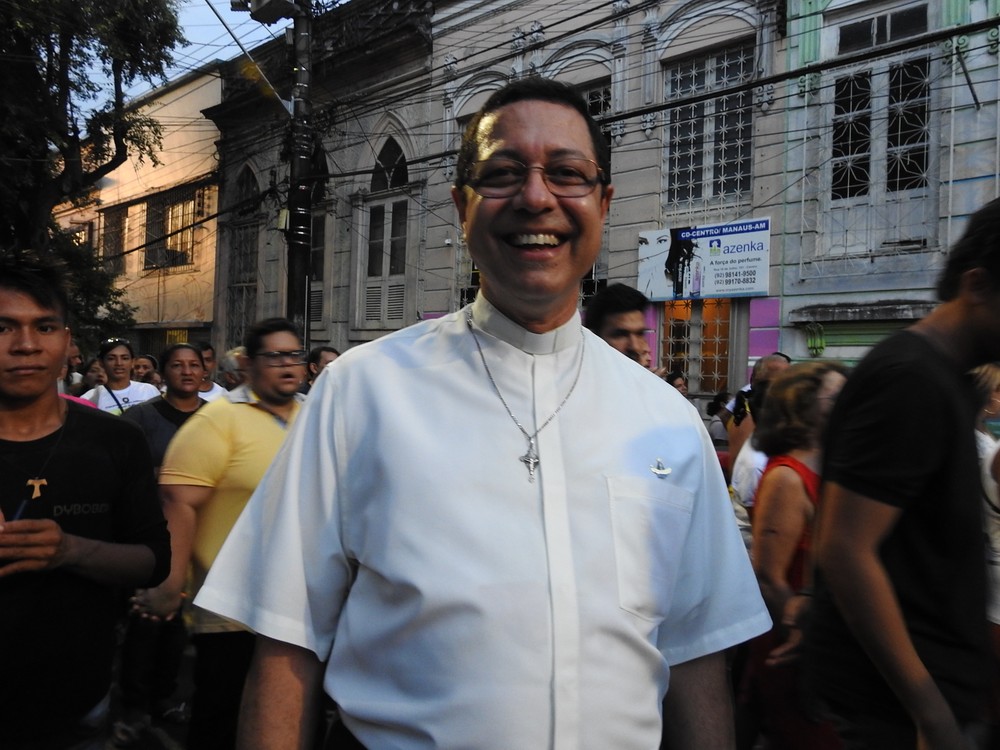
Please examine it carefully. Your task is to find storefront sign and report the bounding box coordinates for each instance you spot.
[637,218,771,301]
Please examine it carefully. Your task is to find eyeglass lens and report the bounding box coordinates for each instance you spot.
[469,158,602,198]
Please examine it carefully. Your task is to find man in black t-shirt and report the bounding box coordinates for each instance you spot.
[804,198,1000,749]
[0,254,170,749]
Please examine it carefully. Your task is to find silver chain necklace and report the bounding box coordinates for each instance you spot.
[466,309,585,482]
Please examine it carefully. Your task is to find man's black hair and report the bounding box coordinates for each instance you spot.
[938,196,1000,300]
[308,345,340,368]
[244,318,300,358]
[98,338,134,359]
[454,77,611,192]
[583,283,650,335]
[192,340,216,356]
[707,391,731,417]
[0,251,70,324]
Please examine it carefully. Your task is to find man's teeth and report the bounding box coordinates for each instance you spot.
[511,233,560,247]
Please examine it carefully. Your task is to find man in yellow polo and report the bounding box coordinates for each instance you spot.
[135,318,306,750]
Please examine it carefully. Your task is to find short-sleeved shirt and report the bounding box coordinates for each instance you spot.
[806,331,989,722]
[0,403,169,742]
[160,393,299,633]
[198,296,770,749]
[82,381,161,414]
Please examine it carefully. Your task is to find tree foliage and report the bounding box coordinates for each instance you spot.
[48,228,137,355]
[0,0,184,252]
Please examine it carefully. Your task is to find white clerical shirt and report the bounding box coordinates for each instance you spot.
[197,294,769,749]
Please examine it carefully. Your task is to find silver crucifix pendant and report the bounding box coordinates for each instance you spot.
[520,436,540,482]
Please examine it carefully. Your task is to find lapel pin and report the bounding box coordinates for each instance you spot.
[650,459,672,478]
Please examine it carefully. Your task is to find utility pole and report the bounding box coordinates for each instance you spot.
[286,0,313,345]
[231,0,314,344]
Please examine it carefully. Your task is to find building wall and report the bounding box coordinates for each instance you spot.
[206,0,1000,393]
[58,67,225,354]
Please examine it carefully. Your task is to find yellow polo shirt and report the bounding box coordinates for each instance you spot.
[160,393,299,633]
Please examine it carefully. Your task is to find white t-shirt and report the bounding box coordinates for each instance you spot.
[82,381,161,414]
[730,440,768,509]
[198,381,228,403]
[198,296,769,750]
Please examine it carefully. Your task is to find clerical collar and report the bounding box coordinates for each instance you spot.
[469,294,581,355]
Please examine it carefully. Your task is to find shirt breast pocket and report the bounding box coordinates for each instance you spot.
[607,475,695,622]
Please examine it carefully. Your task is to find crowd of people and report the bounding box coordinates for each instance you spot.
[4,77,1000,750]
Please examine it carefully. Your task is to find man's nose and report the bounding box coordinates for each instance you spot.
[626,333,647,351]
[513,168,558,210]
[12,329,42,351]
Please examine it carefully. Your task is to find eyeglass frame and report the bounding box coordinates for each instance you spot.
[254,350,309,367]
[463,157,609,199]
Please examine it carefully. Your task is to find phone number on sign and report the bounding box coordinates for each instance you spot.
[714,270,756,283]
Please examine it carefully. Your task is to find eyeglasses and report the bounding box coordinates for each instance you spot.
[465,157,606,198]
[255,350,308,367]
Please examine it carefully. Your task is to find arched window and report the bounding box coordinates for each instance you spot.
[371,138,408,192]
[355,138,412,329]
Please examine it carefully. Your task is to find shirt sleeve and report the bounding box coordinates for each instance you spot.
[823,354,948,508]
[656,423,771,665]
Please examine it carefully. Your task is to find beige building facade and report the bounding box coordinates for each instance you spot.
[122,0,1000,402]
[58,65,225,355]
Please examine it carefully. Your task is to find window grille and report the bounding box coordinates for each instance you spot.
[226,168,260,349]
[145,188,198,270]
[101,206,126,276]
[660,298,732,395]
[664,41,754,208]
[832,56,929,200]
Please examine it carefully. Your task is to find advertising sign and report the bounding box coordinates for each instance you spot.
[637,218,771,301]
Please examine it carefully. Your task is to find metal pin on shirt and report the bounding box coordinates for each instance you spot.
[650,459,672,478]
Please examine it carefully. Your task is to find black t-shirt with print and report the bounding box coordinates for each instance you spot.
[0,401,170,742]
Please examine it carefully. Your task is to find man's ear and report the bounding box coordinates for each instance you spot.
[451,185,468,228]
[599,184,615,221]
[962,266,997,304]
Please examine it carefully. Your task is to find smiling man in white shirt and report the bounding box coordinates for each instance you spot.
[197,78,769,750]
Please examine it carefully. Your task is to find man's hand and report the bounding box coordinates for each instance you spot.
[766,593,810,667]
[816,482,966,748]
[131,586,185,621]
[0,517,72,576]
[0,508,155,586]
